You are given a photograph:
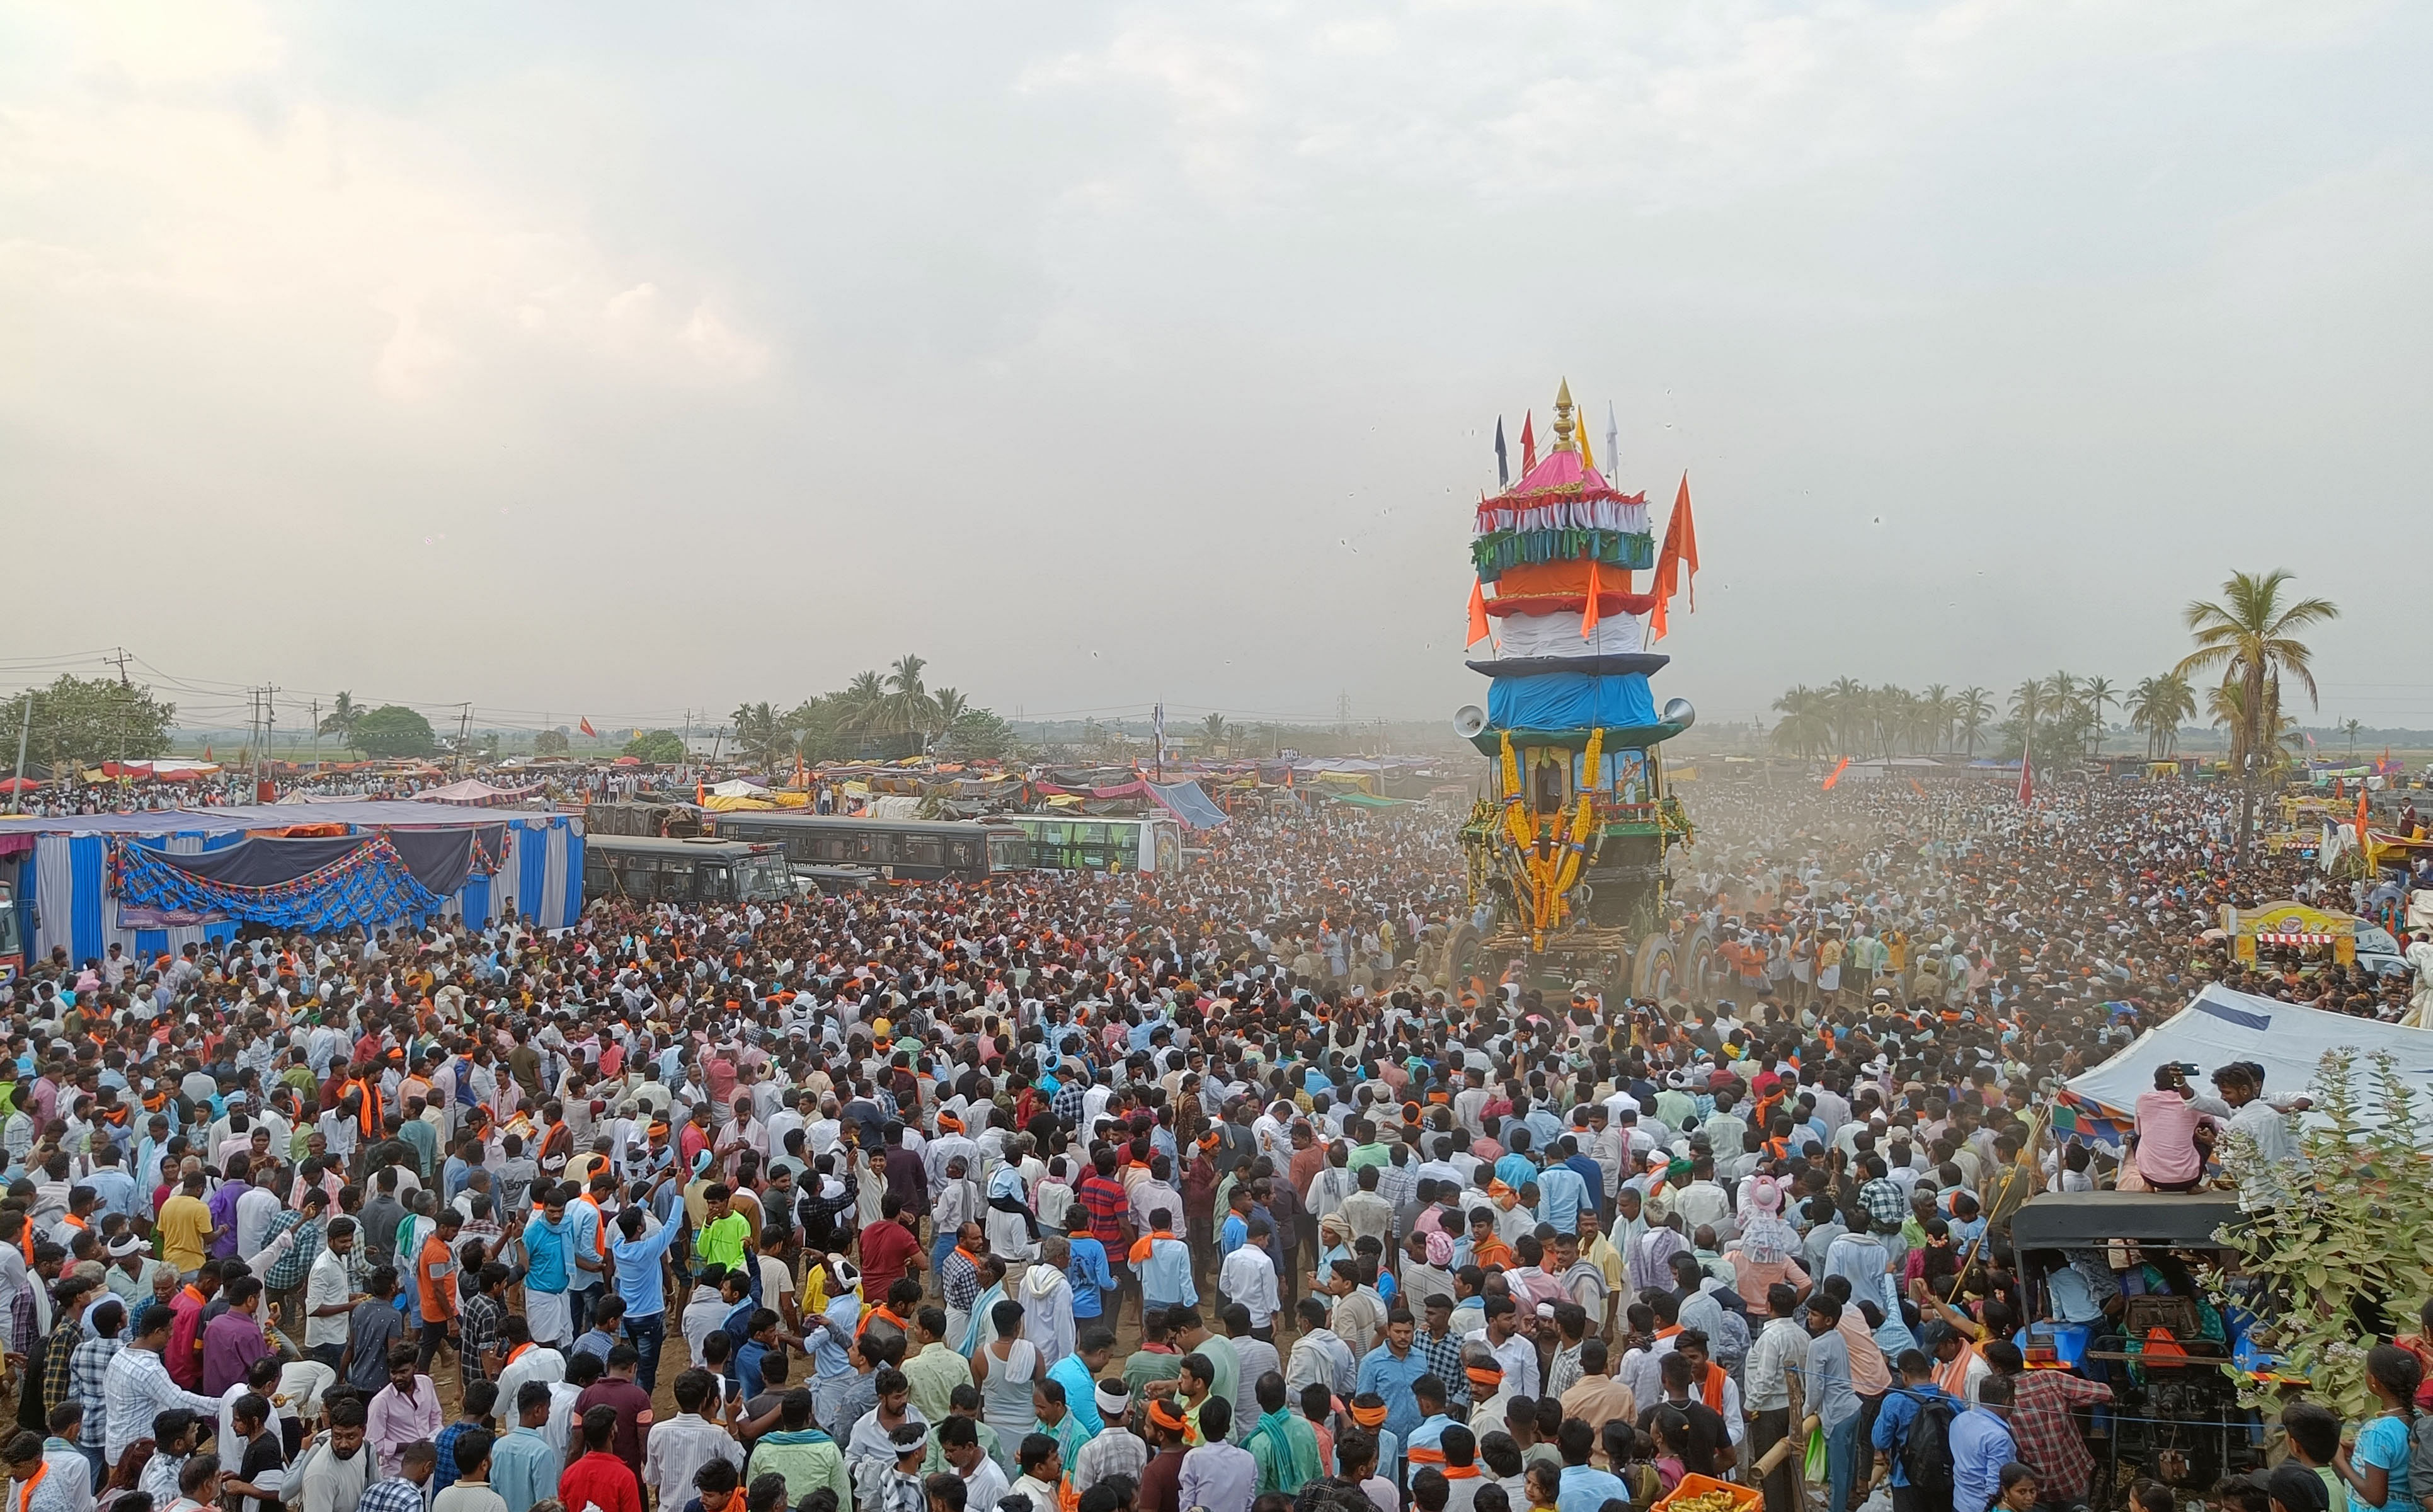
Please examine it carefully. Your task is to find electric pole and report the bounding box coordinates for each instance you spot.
[310,697,320,773]
[105,648,134,772]
[261,687,278,800]
[457,704,472,778]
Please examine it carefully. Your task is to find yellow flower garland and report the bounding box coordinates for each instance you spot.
[1497,728,1606,948]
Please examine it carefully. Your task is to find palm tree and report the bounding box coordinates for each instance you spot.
[2127,673,2197,759]
[884,655,937,744]
[2343,717,2362,758]
[729,701,794,771]
[319,691,362,753]
[1957,687,1993,758]
[931,687,970,736]
[2176,569,2339,860]
[835,670,888,734]
[2009,678,2045,731]
[1201,711,1228,750]
[1770,686,1832,761]
[1920,684,1954,753]
[2081,677,2117,755]
[1825,677,1869,756]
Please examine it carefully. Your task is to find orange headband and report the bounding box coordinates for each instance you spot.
[1348,1404,1388,1429]
[1147,1400,1189,1433]
[1466,1365,1504,1389]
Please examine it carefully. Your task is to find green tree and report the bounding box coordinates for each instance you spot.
[0,675,177,771]
[1770,686,1831,760]
[885,655,938,745]
[622,728,687,764]
[941,707,1016,760]
[730,701,796,772]
[352,705,438,759]
[2177,569,2339,860]
[834,672,888,736]
[2128,674,2197,759]
[2220,1049,2433,1422]
[931,688,970,733]
[1956,687,1993,757]
[318,691,363,753]
[2081,675,2117,755]
[1920,684,1955,752]
[533,728,571,757]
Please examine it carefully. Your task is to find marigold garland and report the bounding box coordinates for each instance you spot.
[1496,728,1606,950]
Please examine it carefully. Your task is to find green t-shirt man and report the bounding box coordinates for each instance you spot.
[697,1210,751,1273]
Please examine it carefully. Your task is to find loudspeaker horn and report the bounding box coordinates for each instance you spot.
[1452,705,1488,738]
[1662,697,1697,730]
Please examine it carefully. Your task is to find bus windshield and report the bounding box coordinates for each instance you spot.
[738,854,794,901]
[988,833,1030,871]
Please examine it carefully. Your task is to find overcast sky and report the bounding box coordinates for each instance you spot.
[6,1,2431,739]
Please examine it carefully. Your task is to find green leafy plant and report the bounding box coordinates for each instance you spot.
[2215,1049,2433,1419]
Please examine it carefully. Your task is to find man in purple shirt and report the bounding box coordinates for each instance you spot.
[207,1155,253,1261]
[201,1274,274,1394]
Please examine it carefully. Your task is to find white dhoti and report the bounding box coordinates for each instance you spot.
[525,1286,571,1346]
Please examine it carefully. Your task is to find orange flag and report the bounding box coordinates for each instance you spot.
[1467,578,1492,647]
[1649,472,1700,642]
[1580,558,1603,639]
[1821,756,1852,791]
[1670,472,1700,608]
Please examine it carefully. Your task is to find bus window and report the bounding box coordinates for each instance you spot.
[583,861,610,895]
[701,864,733,902]
[903,839,942,869]
[624,862,657,902]
[739,854,793,900]
[988,834,1029,871]
[817,835,850,861]
[947,840,972,868]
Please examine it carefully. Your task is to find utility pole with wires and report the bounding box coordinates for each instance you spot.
[104,647,134,771]
[309,697,320,773]
[456,704,472,777]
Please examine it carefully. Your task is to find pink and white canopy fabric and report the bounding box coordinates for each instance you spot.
[1474,450,1649,537]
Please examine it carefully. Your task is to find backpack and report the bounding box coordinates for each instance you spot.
[280,1435,330,1506]
[1902,1392,1957,1495]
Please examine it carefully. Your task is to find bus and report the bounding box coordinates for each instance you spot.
[1008,812,1183,873]
[700,813,1029,881]
[583,836,796,907]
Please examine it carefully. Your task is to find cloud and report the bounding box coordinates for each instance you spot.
[0,8,770,410]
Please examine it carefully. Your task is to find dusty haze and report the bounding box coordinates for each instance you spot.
[5,2,2431,735]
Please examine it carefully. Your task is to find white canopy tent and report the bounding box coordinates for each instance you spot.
[2063,982,2433,1131]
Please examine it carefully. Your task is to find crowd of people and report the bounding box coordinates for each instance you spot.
[0,777,2421,1512]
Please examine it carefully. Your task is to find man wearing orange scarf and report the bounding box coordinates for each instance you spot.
[1130,1206,1195,1317]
